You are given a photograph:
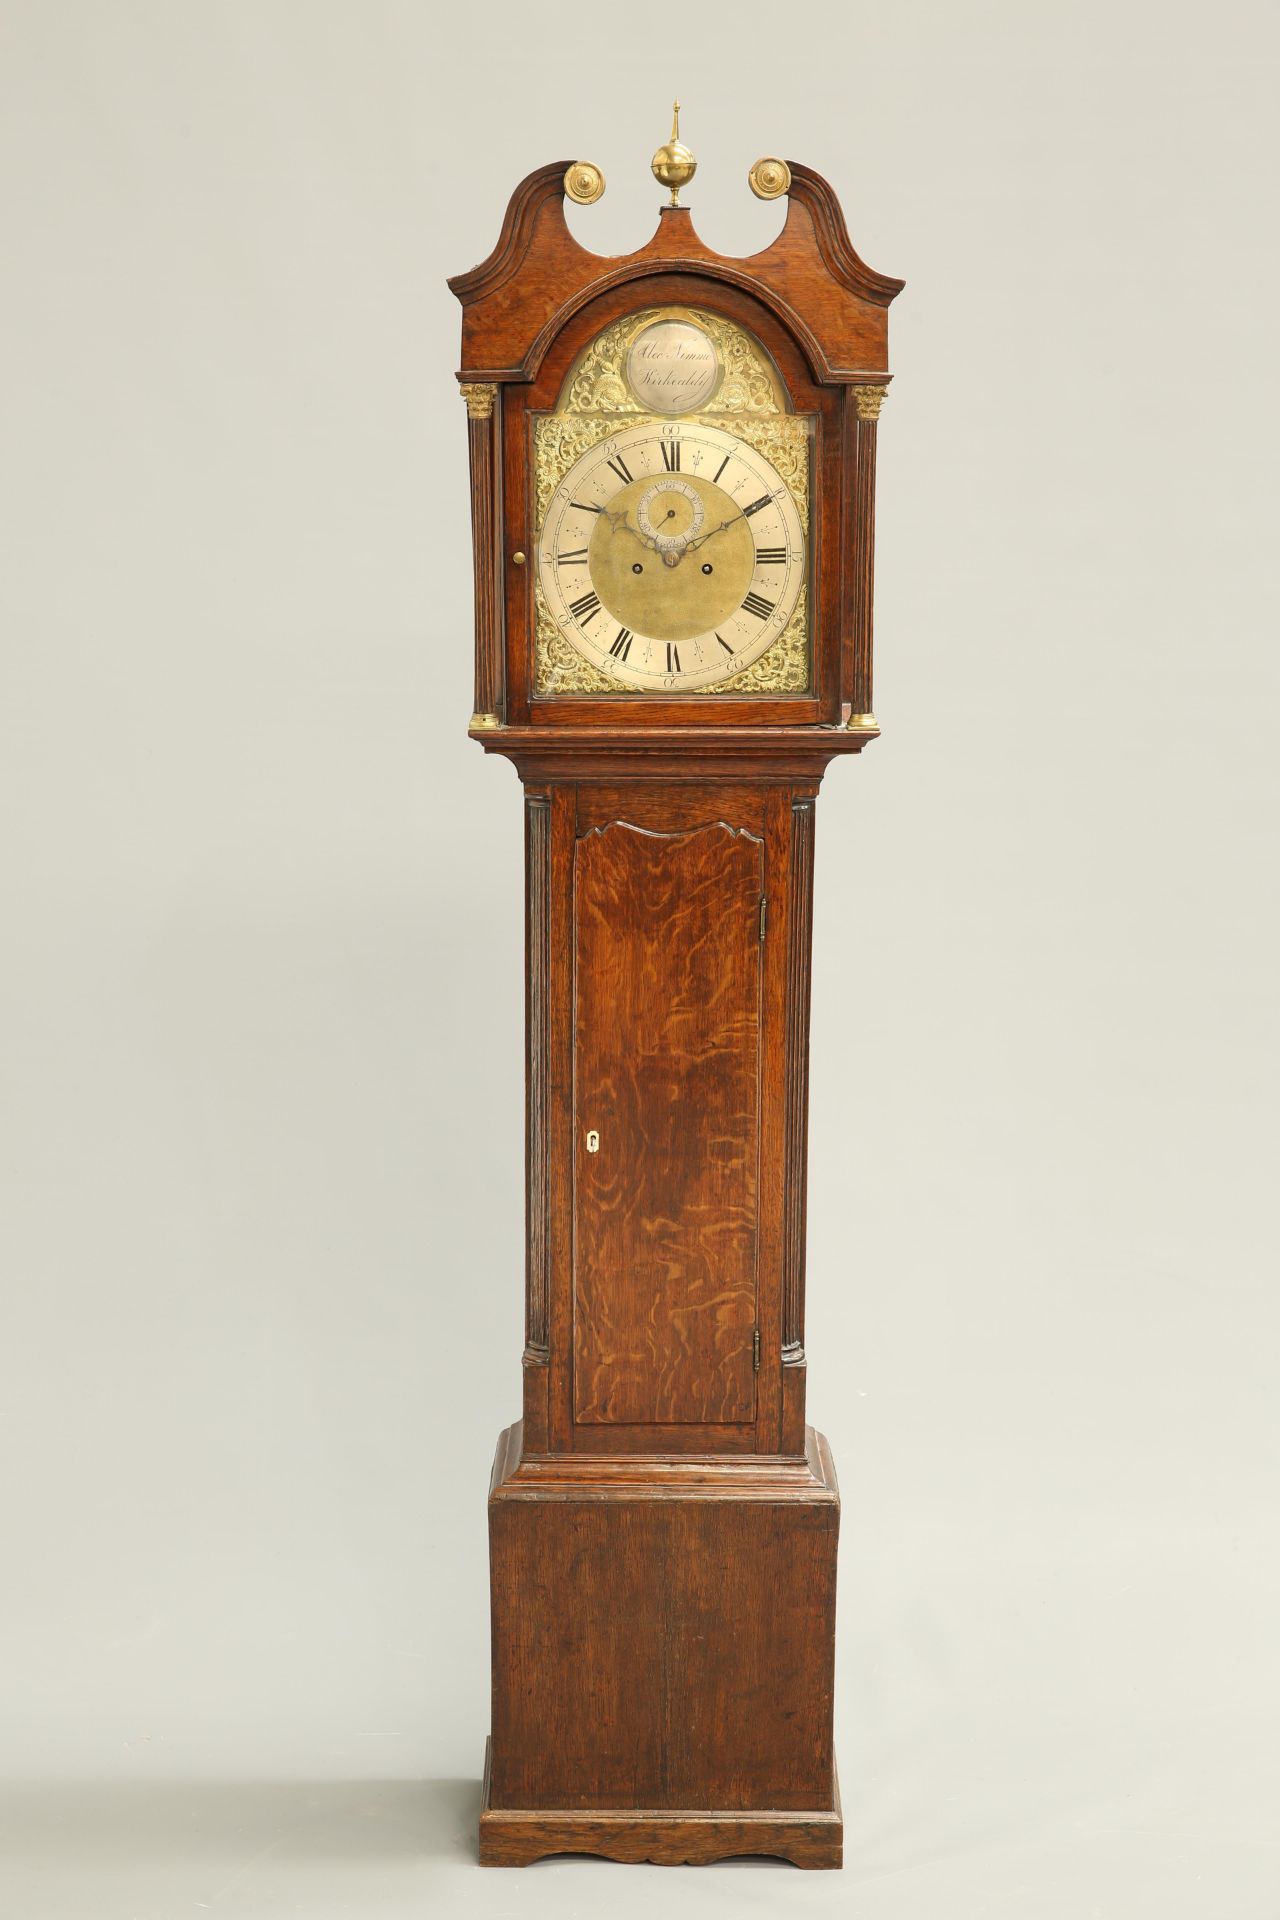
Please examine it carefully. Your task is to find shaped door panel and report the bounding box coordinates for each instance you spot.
[572,821,763,1428]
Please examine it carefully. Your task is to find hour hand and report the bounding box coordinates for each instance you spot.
[602,506,655,550]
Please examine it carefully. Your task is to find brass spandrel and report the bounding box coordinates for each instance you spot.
[558,307,786,419]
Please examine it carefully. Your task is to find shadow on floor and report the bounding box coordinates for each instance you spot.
[0,1777,482,1867]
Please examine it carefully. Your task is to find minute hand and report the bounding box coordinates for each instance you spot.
[682,513,742,554]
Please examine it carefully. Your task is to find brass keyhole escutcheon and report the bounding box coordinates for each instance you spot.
[585,1129,600,1154]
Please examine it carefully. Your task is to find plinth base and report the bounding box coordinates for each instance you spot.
[482,1422,842,1868]
[479,1738,842,1868]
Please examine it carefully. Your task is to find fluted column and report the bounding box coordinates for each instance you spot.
[523,790,551,1362]
[848,383,888,727]
[460,381,503,727]
[782,798,816,1360]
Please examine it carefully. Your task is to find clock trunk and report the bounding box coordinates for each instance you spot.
[517,781,815,1463]
[572,817,763,1431]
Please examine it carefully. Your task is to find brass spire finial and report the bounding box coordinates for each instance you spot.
[651,99,697,207]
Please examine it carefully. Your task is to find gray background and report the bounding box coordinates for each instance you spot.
[2,2,1277,1915]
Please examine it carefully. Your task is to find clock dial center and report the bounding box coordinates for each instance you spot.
[589,474,756,642]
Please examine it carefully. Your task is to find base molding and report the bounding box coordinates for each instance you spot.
[479,1739,842,1869]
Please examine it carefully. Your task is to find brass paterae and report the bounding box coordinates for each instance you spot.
[749,157,792,201]
[563,161,605,205]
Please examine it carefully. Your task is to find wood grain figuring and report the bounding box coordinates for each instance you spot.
[450,162,902,384]
[782,801,815,1358]
[488,1424,839,1817]
[524,794,550,1357]
[489,1416,838,1499]
[467,400,503,719]
[545,790,578,1452]
[520,778,824,1459]
[850,409,878,717]
[479,1739,842,1867]
[573,822,762,1427]
[474,725,877,784]
[575,783,769,838]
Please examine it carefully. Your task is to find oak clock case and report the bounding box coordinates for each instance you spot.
[450,134,902,1870]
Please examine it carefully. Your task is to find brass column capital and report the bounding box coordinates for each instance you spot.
[853,384,888,423]
[460,382,498,420]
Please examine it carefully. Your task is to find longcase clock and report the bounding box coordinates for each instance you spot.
[449,116,903,1870]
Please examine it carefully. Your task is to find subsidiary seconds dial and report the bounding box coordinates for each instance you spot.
[537,421,806,691]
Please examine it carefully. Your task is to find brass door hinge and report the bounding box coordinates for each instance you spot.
[752,1327,761,1372]
[758,896,768,943]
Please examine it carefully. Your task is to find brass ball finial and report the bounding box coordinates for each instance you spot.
[651,99,697,206]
